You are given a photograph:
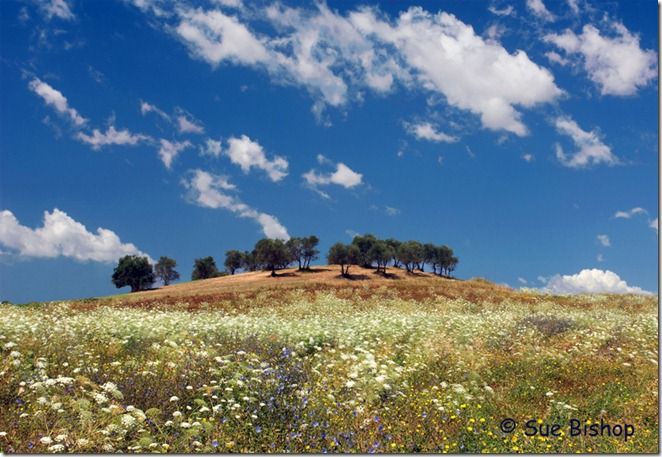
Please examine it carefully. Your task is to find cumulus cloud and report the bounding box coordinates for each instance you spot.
[158,139,192,169]
[406,121,458,143]
[650,218,658,234]
[183,169,289,239]
[39,0,75,21]
[225,135,288,182]
[175,8,271,66]
[303,155,363,197]
[177,114,204,134]
[351,7,562,136]
[596,234,610,247]
[526,0,554,21]
[541,268,650,295]
[544,50,569,66]
[0,209,151,263]
[613,207,647,219]
[554,116,618,168]
[544,22,657,96]
[201,138,222,157]
[132,3,562,135]
[28,78,86,127]
[76,126,151,150]
[522,153,534,162]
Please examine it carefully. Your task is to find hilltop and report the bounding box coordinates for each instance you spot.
[93,265,653,312]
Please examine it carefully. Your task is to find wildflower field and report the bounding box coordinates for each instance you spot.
[0,275,658,453]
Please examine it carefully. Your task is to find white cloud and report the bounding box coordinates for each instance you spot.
[158,139,192,169]
[544,51,569,66]
[177,115,204,134]
[596,253,604,262]
[39,0,75,21]
[175,8,270,66]
[225,135,288,182]
[406,121,458,143]
[0,209,151,263]
[133,4,561,135]
[140,101,170,121]
[522,153,534,162]
[201,138,222,157]
[385,206,400,216]
[544,22,657,96]
[303,156,363,193]
[350,7,562,136]
[650,218,658,234]
[76,126,150,150]
[526,0,554,21]
[488,5,515,17]
[596,234,610,247]
[541,268,650,295]
[28,78,86,127]
[567,0,580,14]
[554,116,618,168]
[183,169,289,239]
[613,207,647,219]
[517,277,527,284]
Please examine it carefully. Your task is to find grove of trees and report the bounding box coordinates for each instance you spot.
[111,233,458,292]
[328,235,458,278]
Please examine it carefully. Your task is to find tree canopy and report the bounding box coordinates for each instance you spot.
[155,256,179,286]
[192,256,221,280]
[112,255,155,292]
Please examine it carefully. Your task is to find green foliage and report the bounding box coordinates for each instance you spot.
[367,240,393,273]
[224,250,244,275]
[327,243,360,276]
[111,255,155,292]
[254,238,291,276]
[154,256,180,286]
[191,256,220,281]
[351,234,378,267]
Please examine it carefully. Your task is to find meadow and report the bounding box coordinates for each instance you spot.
[0,272,658,453]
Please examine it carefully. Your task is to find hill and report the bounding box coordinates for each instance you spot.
[94,265,651,313]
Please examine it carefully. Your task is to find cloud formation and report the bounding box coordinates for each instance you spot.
[177,115,204,134]
[303,155,363,198]
[545,22,657,96]
[596,234,610,247]
[526,0,554,21]
[28,78,86,127]
[39,0,75,21]
[614,207,647,219]
[158,139,192,169]
[225,135,288,182]
[0,209,151,263]
[406,121,458,143]
[76,126,150,150]
[554,116,618,168]
[183,169,289,239]
[541,268,650,295]
[133,3,562,135]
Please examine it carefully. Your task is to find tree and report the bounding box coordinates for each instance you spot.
[254,238,291,276]
[286,237,305,270]
[397,241,424,273]
[352,234,378,268]
[422,243,437,272]
[192,256,220,280]
[241,250,259,272]
[385,238,402,268]
[367,240,393,274]
[327,243,360,277]
[155,256,180,286]
[302,235,320,269]
[112,255,155,292]
[224,250,244,275]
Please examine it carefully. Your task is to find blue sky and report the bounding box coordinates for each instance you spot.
[0,0,657,302]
